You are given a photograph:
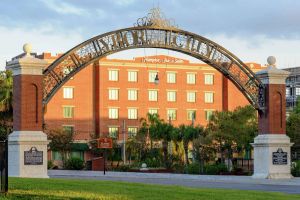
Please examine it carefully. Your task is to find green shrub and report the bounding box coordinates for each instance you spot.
[205,163,228,175]
[292,160,300,177]
[145,157,162,168]
[204,164,219,175]
[48,160,54,169]
[172,163,185,173]
[170,155,185,173]
[113,165,130,172]
[65,157,84,170]
[140,149,163,168]
[185,162,201,174]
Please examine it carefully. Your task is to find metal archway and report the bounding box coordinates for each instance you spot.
[43,14,265,111]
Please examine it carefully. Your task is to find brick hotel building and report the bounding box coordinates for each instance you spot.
[25,53,265,161]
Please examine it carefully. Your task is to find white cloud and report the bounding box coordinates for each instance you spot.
[206,34,300,68]
[39,0,87,15]
[1,25,300,71]
[0,25,83,70]
[114,0,136,6]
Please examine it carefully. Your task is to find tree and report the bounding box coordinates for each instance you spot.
[175,124,203,165]
[192,130,214,173]
[125,137,141,164]
[149,119,174,168]
[206,106,257,164]
[139,113,161,149]
[0,70,13,141]
[287,97,300,148]
[46,128,74,167]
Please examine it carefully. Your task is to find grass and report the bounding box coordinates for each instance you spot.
[0,178,299,200]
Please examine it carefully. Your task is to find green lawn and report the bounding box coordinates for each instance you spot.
[0,178,299,200]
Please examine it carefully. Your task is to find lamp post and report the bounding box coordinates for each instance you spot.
[154,73,159,85]
[122,120,126,165]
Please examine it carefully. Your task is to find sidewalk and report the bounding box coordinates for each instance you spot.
[48,170,300,186]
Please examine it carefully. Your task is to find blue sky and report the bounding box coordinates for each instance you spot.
[1,0,300,69]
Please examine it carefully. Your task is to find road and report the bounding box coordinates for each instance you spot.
[49,170,300,194]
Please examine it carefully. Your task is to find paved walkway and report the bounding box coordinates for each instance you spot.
[48,170,300,194]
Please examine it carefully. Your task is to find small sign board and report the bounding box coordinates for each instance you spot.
[98,138,113,149]
[24,147,43,165]
[272,148,288,165]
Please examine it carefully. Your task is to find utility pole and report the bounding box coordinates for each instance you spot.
[122,120,126,165]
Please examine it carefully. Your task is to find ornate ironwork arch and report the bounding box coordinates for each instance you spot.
[43,26,265,111]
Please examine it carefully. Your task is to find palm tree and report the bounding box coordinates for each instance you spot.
[149,120,173,168]
[139,113,161,149]
[176,124,203,165]
[0,70,13,115]
[0,70,13,140]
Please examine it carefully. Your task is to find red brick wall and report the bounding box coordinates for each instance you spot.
[13,75,43,131]
[258,84,286,134]
[42,55,265,141]
[43,65,95,140]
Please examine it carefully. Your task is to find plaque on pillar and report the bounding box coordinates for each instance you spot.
[24,147,43,165]
[272,148,287,165]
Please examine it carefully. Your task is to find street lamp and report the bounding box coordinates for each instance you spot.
[154,73,159,85]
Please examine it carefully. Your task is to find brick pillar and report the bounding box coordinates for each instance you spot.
[222,76,229,111]
[6,44,49,178]
[252,56,293,179]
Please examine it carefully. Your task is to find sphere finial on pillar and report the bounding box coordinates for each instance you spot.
[267,56,276,67]
[23,43,32,56]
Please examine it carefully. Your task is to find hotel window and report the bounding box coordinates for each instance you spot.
[187,91,196,102]
[205,110,214,121]
[63,87,73,99]
[167,109,177,120]
[148,108,158,115]
[109,127,119,139]
[128,127,138,138]
[108,89,119,100]
[204,92,214,103]
[286,88,291,97]
[187,73,196,84]
[63,106,74,118]
[149,71,157,83]
[108,108,119,119]
[109,70,118,81]
[204,74,214,85]
[148,90,158,101]
[128,89,138,101]
[167,72,176,83]
[62,125,74,134]
[187,110,196,120]
[128,108,138,119]
[52,151,62,160]
[71,151,84,160]
[167,91,176,102]
[128,71,138,82]
[296,88,300,96]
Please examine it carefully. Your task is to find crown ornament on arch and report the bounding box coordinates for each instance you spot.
[134,7,178,29]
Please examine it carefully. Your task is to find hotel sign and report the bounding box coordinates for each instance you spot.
[98,138,113,149]
[141,57,185,64]
[24,147,43,165]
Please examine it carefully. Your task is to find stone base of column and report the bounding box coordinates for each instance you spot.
[252,134,293,179]
[8,131,49,178]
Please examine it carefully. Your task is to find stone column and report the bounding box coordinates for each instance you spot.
[252,56,293,179]
[6,44,49,178]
